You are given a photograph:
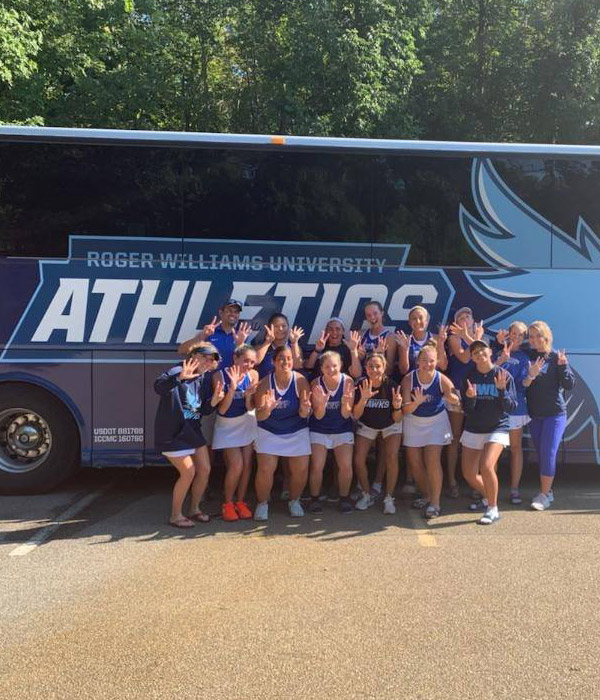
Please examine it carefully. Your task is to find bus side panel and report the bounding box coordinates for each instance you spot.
[92,352,145,467]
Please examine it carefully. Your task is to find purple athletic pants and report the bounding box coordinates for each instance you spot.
[529,414,567,478]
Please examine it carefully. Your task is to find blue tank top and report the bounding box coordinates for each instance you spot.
[259,372,307,435]
[221,372,251,418]
[309,375,354,435]
[410,370,445,417]
[408,332,433,373]
[360,328,390,354]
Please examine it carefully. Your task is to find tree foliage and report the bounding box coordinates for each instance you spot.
[0,0,599,143]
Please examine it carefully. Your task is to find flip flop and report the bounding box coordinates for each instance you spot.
[169,517,195,529]
[188,511,211,523]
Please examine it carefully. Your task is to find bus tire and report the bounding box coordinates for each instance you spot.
[0,384,80,495]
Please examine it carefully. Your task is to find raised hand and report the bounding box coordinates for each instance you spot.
[211,378,225,406]
[496,329,509,344]
[263,324,276,345]
[449,322,467,339]
[359,379,377,402]
[311,383,329,410]
[179,357,201,381]
[376,335,389,353]
[234,321,251,346]
[437,324,448,343]
[394,330,410,350]
[473,322,484,341]
[411,386,427,406]
[557,349,568,366]
[494,368,509,391]
[465,379,476,398]
[315,330,330,352]
[392,386,403,410]
[497,341,512,366]
[261,389,281,413]
[225,365,242,390]
[528,356,545,379]
[344,330,361,352]
[299,389,312,415]
[203,316,220,338]
[289,326,305,344]
[357,342,367,361]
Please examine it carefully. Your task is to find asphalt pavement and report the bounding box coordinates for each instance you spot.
[1,463,600,699]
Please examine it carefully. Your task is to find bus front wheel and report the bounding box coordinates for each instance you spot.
[0,384,80,495]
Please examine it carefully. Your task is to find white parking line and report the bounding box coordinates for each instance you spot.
[8,481,116,557]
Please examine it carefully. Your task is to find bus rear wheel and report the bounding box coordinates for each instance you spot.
[0,384,80,495]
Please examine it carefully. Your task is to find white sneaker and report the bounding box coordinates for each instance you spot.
[383,495,396,515]
[254,501,269,521]
[531,493,551,511]
[479,507,500,525]
[288,498,305,517]
[355,492,375,510]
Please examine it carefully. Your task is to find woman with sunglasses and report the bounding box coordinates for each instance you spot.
[154,342,224,528]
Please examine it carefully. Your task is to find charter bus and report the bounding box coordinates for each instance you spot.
[0,126,599,494]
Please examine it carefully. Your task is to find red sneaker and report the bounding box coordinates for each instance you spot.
[222,501,239,522]
[234,500,253,519]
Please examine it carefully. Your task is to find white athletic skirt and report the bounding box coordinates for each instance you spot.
[403,411,453,448]
[460,430,510,450]
[255,426,312,457]
[508,414,531,430]
[212,412,258,450]
[309,431,354,449]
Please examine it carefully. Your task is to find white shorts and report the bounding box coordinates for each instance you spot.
[255,427,311,457]
[162,448,197,458]
[309,431,354,449]
[201,410,217,446]
[212,412,258,450]
[403,411,453,448]
[460,430,510,450]
[508,414,531,431]
[356,421,402,441]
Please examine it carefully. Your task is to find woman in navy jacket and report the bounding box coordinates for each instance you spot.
[154,342,224,528]
[523,321,574,511]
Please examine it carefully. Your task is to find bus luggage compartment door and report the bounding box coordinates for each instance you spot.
[92,351,145,467]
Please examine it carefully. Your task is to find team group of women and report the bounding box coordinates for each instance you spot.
[154,298,574,529]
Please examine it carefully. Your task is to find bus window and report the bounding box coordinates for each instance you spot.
[181,149,373,244]
[0,143,184,259]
